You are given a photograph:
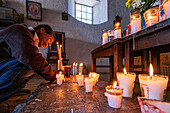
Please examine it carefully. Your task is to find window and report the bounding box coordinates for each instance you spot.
[75,3,92,24]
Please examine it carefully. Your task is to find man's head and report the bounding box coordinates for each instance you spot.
[34,24,54,47]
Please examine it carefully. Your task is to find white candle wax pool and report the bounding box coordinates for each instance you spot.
[76,74,84,86]
[85,77,94,93]
[56,72,64,85]
[105,84,124,108]
[117,72,136,97]
[131,19,141,34]
[114,28,121,39]
[139,74,169,100]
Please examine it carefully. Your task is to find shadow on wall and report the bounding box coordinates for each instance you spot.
[66,37,100,74]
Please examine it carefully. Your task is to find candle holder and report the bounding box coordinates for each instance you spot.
[139,74,169,100]
[105,85,124,108]
[144,7,159,28]
[116,72,136,97]
[90,72,100,86]
[102,29,108,45]
[56,72,65,85]
[114,16,122,39]
[76,74,84,86]
[163,0,170,18]
[85,77,94,93]
[130,8,141,34]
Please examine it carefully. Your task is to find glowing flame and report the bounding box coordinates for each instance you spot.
[56,42,59,45]
[73,62,75,66]
[150,64,153,76]
[113,81,117,88]
[115,22,120,28]
[79,73,81,75]
[132,16,135,19]
[58,60,60,62]
[59,71,62,75]
[123,68,127,74]
[75,63,78,66]
[79,63,83,66]
[60,45,62,48]
[89,74,92,78]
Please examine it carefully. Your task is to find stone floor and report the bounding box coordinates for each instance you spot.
[0,75,44,113]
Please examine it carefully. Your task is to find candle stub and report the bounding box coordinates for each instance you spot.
[76,74,84,86]
[85,77,94,93]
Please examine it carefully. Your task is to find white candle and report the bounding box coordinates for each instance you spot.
[116,68,136,97]
[102,32,108,45]
[76,73,84,86]
[73,62,75,75]
[90,72,100,86]
[75,63,77,75]
[114,28,121,39]
[139,64,169,100]
[56,72,64,85]
[146,16,158,27]
[105,81,124,108]
[79,63,83,74]
[163,0,170,18]
[131,18,141,34]
[85,74,94,93]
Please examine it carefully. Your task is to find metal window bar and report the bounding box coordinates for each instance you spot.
[160,66,170,75]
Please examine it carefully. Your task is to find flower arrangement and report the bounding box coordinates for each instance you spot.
[125,0,158,15]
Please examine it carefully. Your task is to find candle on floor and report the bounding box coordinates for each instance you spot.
[90,72,100,86]
[79,63,83,74]
[116,68,136,97]
[76,73,84,86]
[105,81,124,108]
[163,0,170,18]
[85,74,94,93]
[139,64,169,100]
[56,71,64,85]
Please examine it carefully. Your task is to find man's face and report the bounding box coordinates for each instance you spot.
[38,33,54,47]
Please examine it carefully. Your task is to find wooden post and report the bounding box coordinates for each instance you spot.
[91,54,96,72]
[141,50,150,73]
[151,49,160,74]
[109,56,114,82]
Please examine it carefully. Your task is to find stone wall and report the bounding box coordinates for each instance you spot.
[5,0,130,77]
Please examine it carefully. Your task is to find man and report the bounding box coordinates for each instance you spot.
[0,24,56,102]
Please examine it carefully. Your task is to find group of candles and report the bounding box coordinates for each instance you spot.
[76,72,100,93]
[105,64,169,109]
[72,62,84,75]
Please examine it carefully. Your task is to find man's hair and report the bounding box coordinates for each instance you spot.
[34,24,53,34]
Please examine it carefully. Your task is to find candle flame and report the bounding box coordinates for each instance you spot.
[115,22,120,29]
[79,63,83,66]
[150,64,153,77]
[75,63,77,66]
[58,60,60,62]
[61,58,63,60]
[73,62,75,66]
[59,71,62,75]
[79,73,81,75]
[56,42,59,45]
[132,16,135,19]
[123,68,127,74]
[89,74,91,78]
[60,45,62,48]
[113,81,117,88]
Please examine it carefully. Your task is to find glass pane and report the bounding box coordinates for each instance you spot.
[82,5,86,12]
[87,20,92,24]
[82,19,87,23]
[82,12,86,19]
[76,11,81,18]
[87,13,92,20]
[76,18,81,21]
[87,7,92,13]
[76,4,81,11]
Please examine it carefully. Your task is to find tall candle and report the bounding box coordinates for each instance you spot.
[114,28,121,39]
[105,81,124,108]
[131,17,141,34]
[116,68,136,97]
[76,73,84,86]
[139,64,169,100]
[85,74,94,93]
[56,72,64,85]
[75,63,77,75]
[79,63,83,74]
[73,62,75,75]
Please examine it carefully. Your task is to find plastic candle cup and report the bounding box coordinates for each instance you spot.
[114,22,121,39]
[105,81,124,108]
[56,72,64,85]
[139,64,169,100]
[116,68,136,98]
[85,74,94,93]
[76,73,84,86]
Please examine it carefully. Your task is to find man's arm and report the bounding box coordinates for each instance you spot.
[5,24,56,82]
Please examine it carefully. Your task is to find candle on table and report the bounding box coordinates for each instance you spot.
[163,0,170,18]
[146,16,158,27]
[85,74,94,93]
[139,64,169,100]
[56,71,64,85]
[102,31,108,45]
[76,73,84,86]
[79,63,83,74]
[131,16,141,34]
[114,22,121,39]
[105,81,124,108]
[116,68,136,97]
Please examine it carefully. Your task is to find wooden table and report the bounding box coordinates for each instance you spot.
[14,76,141,112]
[91,18,170,81]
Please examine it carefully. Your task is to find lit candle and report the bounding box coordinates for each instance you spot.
[75,63,77,75]
[90,72,100,86]
[84,74,94,93]
[76,73,84,86]
[105,81,124,108]
[114,22,121,39]
[139,64,169,100]
[79,63,83,74]
[102,32,108,45]
[56,71,64,85]
[116,68,136,97]
[146,15,158,27]
[163,0,170,18]
[131,16,141,34]
[73,62,75,75]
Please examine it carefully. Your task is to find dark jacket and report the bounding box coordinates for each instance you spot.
[0,24,56,82]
